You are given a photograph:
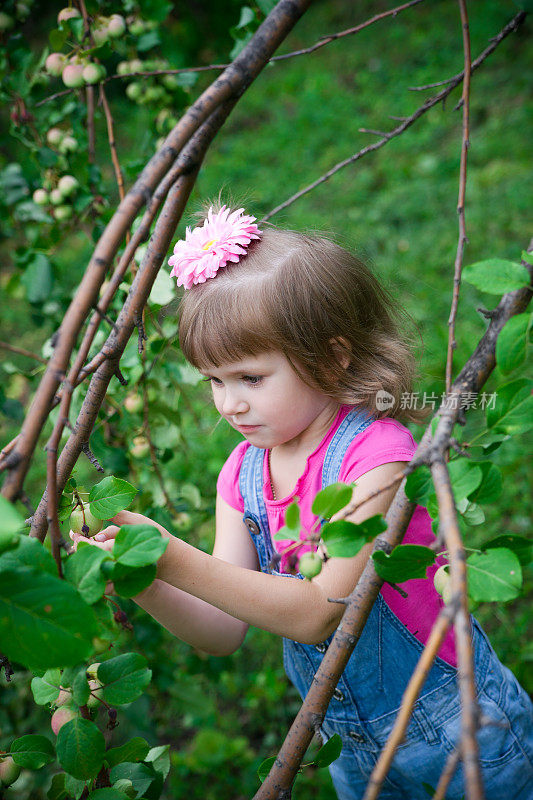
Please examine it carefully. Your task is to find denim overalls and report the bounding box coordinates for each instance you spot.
[239,408,533,799]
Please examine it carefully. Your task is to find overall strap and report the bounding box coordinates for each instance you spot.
[321,407,373,489]
[239,445,276,573]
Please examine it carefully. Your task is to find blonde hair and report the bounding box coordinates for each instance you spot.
[178,224,422,422]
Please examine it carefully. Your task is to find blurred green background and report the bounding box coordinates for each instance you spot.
[0,1,531,798]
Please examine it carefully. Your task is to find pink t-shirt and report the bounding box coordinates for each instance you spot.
[217,405,456,667]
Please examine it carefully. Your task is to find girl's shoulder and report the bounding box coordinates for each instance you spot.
[216,440,251,512]
[339,417,417,484]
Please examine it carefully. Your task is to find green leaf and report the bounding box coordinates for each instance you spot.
[89,476,137,519]
[0,535,56,575]
[105,738,150,768]
[484,535,532,567]
[313,733,342,768]
[47,772,69,800]
[372,545,435,583]
[113,524,168,568]
[405,466,433,506]
[462,259,530,294]
[0,566,97,670]
[64,545,112,604]
[71,669,90,706]
[11,734,55,768]
[21,253,54,304]
[145,744,171,778]
[460,502,485,526]
[257,755,276,782]
[108,761,158,796]
[149,269,175,305]
[273,525,297,542]
[99,653,152,705]
[321,515,387,558]
[56,718,105,780]
[496,313,532,374]
[311,483,353,519]
[111,562,157,598]
[31,669,62,705]
[468,462,502,505]
[486,378,533,434]
[284,501,300,533]
[0,496,25,536]
[466,548,522,602]
[87,791,127,800]
[448,460,482,502]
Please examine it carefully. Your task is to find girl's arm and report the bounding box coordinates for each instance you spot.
[153,461,406,645]
[76,499,260,657]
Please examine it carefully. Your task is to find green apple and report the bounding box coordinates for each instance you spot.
[57,7,81,24]
[51,705,77,735]
[107,14,126,38]
[57,174,79,198]
[46,127,64,147]
[62,63,85,88]
[0,756,21,787]
[45,53,66,77]
[33,188,49,205]
[433,565,450,596]
[299,551,323,580]
[54,205,73,222]
[69,504,103,537]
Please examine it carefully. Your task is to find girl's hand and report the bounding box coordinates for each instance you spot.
[70,510,172,552]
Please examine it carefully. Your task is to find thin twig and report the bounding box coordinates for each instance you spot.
[262,11,525,221]
[432,748,461,800]
[446,0,472,394]
[0,341,47,364]
[99,85,126,202]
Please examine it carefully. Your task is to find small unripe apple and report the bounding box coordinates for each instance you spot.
[129,18,146,36]
[117,61,130,75]
[298,551,323,580]
[62,63,85,88]
[0,756,21,787]
[124,392,143,413]
[57,174,79,197]
[86,678,103,708]
[91,25,109,47]
[130,435,150,458]
[49,188,63,206]
[58,134,78,154]
[0,13,15,32]
[173,512,192,532]
[126,82,143,102]
[129,59,143,73]
[58,7,81,24]
[46,127,64,147]
[433,565,450,597]
[45,52,66,77]
[82,62,105,84]
[86,662,100,680]
[54,687,71,707]
[33,188,49,205]
[69,504,103,537]
[54,204,73,222]
[51,705,77,735]
[107,14,126,38]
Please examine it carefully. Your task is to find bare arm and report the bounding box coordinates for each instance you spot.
[154,462,406,645]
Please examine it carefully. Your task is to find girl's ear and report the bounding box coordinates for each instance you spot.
[329,337,351,370]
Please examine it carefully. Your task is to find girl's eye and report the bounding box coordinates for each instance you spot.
[203,376,223,386]
[242,375,262,385]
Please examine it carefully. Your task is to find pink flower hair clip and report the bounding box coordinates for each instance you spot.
[168,205,262,290]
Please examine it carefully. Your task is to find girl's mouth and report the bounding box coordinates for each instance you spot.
[234,424,260,433]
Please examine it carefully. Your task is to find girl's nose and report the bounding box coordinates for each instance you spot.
[221,391,249,416]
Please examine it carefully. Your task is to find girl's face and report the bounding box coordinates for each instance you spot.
[201,351,339,451]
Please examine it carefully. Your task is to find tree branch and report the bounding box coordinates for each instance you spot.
[446,0,472,394]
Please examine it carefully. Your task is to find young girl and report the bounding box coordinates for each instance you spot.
[74,206,533,799]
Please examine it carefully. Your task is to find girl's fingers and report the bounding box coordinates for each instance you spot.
[93,525,120,542]
[69,529,116,551]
